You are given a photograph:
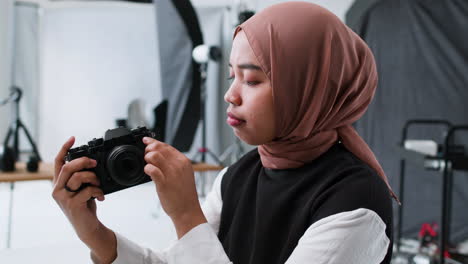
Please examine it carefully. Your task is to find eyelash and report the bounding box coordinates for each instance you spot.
[227,76,259,86]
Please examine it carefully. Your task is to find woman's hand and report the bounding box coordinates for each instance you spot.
[52,137,116,263]
[143,137,207,238]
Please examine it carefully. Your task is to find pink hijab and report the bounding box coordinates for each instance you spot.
[234,2,397,200]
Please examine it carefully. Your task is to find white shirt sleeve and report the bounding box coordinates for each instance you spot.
[285,208,390,264]
[112,167,229,264]
[199,167,227,234]
[112,167,389,264]
[113,233,167,264]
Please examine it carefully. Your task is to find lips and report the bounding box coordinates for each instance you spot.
[227,112,245,126]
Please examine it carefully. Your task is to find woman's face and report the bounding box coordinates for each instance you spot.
[224,30,276,145]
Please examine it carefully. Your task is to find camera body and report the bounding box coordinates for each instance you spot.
[66,127,155,194]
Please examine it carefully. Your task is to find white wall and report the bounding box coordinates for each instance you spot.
[35,2,161,161]
[0,0,14,140]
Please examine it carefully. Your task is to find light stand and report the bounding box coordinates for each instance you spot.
[2,86,42,162]
[191,45,223,164]
[219,137,245,165]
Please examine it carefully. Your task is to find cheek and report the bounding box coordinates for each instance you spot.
[245,98,276,141]
[255,88,275,125]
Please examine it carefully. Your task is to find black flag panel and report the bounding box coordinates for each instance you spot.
[347,0,468,242]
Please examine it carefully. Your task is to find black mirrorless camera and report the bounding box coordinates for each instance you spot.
[66,127,155,195]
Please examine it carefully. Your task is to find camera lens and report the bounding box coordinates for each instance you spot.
[106,145,146,186]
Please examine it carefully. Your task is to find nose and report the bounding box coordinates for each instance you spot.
[224,85,241,106]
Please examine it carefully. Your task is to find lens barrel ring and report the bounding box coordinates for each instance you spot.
[106,145,146,186]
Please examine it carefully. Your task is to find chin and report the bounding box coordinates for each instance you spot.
[234,130,265,146]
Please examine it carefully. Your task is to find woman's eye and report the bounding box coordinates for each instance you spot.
[227,76,259,86]
[246,81,260,86]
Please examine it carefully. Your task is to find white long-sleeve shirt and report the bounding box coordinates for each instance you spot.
[110,167,390,264]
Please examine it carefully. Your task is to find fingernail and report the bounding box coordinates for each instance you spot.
[143,137,150,143]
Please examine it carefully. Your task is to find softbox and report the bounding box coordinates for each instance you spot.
[155,0,203,152]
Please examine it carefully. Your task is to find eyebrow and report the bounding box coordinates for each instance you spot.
[228,63,262,71]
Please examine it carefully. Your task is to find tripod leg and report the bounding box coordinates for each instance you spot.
[196,171,207,198]
[206,150,222,165]
[18,120,42,161]
[7,182,15,248]
[3,126,13,147]
[235,139,245,160]
[13,121,20,160]
[191,151,201,164]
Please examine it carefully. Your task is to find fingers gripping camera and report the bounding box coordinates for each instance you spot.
[66,127,156,194]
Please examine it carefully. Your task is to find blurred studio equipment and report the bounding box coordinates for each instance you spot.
[189,0,256,164]
[155,0,203,154]
[114,0,204,157]
[233,0,256,25]
[348,1,468,263]
[113,0,232,165]
[213,0,256,166]
[237,10,255,24]
[115,98,168,144]
[0,86,41,172]
[117,0,256,165]
[191,44,223,164]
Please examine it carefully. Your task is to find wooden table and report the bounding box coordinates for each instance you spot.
[0,163,54,182]
[0,162,224,182]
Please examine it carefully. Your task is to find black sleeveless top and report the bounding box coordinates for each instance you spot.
[217,142,393,264]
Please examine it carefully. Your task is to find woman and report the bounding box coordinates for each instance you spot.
[52,2,396,263]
